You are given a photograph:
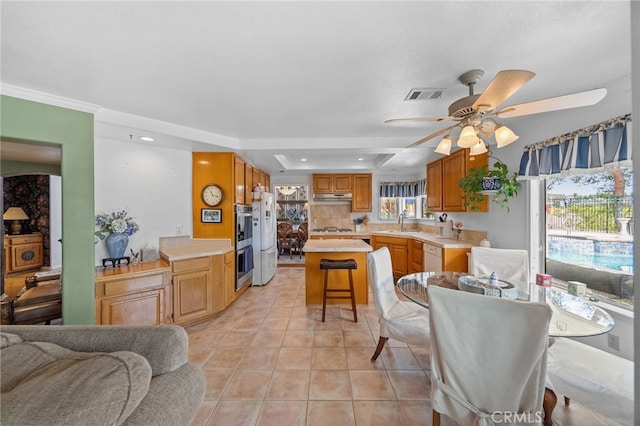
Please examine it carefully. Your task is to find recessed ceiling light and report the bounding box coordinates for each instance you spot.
[301,158,307,162]
[139,136,155,142]
[358,158,364,161]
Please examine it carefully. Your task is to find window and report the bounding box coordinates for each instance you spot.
[379,197,416,219]
[378,180,425,220]
[544,166,633,307]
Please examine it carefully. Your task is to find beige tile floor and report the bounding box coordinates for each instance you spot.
[187,267,608,426]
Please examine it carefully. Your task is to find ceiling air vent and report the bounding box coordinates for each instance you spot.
[404,88,444,101]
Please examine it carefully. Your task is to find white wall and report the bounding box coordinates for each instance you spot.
[49,175,62,268]
[94,138,192,265]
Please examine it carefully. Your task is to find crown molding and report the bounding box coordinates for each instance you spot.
[0,84,101,113]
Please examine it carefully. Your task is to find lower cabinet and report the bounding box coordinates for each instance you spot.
[224,251,235,307]
[95,260,172,325]
[371,235,408,278]
[408,240,424,274]
[168,251,232,326]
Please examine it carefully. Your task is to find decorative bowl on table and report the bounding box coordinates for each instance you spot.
[458,275,519,300]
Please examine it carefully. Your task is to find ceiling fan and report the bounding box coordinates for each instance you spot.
[386,69,607,155]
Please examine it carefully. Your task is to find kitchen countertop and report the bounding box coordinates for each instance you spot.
[159,236,233,261]
[303,238,373,252]
[309,230,474,249]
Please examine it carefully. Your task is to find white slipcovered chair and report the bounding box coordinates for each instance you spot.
[366,247,430,362]
[469,246,530,295]
[428,286,552,426]
[544,337,634,426]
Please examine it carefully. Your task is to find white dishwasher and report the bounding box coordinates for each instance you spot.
[423,243,442,271]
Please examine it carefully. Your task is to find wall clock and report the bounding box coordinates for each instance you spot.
[202,184,224,207]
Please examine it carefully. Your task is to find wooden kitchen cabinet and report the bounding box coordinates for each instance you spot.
[171,256,215,325]
[245,163,254,204]
[426,149,488,212]
[234,156,246,204]
[313,174,352,194]
[95,260,172,325]
[371,235,408,278]
[4,233,43,274]
[224,250,235,306]
[408,239,424,274]
[426,160,443,211]
[352,173,372,212]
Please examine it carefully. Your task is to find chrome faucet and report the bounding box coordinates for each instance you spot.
[398,212,405,232]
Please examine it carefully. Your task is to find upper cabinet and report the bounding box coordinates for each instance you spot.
[426,149,488,212]
[426,160,443,211]
[352,174,372,212]
[312,173,372,212]
[234,156,246,204]
[313,174,352,194]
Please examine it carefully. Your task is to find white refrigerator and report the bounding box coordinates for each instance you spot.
[252,192,277,286]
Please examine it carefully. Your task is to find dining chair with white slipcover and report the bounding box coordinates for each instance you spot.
[428,286,552,426]
[366,247,430,362]
[469,246,530,295]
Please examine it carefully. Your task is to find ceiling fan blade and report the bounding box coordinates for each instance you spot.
[472,70,536,112]
[407,123,459,148]
[496,88,607,119]
[385,116,457,124]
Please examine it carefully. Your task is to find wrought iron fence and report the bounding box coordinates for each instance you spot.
[546,195,633,234]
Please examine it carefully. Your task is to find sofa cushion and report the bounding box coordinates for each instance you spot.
[0,332,152,426]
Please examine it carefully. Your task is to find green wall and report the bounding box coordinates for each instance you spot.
[1,159,62,176]
[1,95,95,324]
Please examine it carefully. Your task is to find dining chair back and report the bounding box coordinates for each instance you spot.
[469,246,530,295]
[428,286,552,426]
[277,221,295,258]
[366,247,430,361]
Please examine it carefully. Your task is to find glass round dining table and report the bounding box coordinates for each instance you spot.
[396,272,615,338]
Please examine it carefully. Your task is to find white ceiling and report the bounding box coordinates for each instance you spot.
[0,1,632,174]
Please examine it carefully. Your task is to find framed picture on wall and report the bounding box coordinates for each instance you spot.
[201,208,221,223]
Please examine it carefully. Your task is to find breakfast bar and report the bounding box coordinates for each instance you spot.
[303,239,373,305]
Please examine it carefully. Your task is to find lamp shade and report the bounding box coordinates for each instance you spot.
[435,136,452,155]
[457,125,480,148]
[3,207,29,235]
[469,141,488,156]
[495,125,519,147]
[3,207,28,220]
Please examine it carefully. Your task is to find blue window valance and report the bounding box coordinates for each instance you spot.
[379,180,426,197]
[518,114,632,179]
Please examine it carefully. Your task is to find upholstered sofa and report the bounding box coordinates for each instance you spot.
[1,325,205,425]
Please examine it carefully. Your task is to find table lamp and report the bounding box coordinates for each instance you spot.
[3,207,29,234]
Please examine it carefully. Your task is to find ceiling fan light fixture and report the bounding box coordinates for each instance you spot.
[469,140,488,156]
[457,125,479,148]
[435,136,452,155]
[495,124,519,147]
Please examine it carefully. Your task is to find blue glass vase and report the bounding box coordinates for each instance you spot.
[105,232,129,259]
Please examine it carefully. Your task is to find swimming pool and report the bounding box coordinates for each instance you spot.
[547,236,634,274]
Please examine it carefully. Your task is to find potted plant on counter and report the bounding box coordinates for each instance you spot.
[459,159,521,212]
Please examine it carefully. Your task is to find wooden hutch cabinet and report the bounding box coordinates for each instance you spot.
[4,233,43,274]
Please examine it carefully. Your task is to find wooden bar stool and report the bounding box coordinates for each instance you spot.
[320,258,358,322]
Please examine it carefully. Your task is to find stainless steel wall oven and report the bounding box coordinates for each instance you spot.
[235,205,253,290]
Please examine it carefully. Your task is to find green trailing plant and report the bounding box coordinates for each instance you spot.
[458,159,521,212]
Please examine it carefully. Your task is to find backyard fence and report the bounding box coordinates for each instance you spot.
[546,195,633,235]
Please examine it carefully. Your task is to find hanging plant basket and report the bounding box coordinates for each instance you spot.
[481,176,502,191]
[459,159,521,212]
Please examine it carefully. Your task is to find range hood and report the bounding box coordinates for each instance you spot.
[313,193,353,202]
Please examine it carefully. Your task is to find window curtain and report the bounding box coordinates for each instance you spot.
[518,114,632,179]
[379,179,426,197]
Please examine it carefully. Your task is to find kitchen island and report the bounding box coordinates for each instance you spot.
[303,239,373,305]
